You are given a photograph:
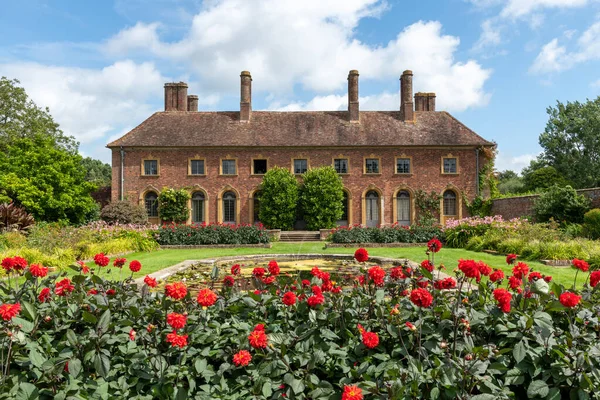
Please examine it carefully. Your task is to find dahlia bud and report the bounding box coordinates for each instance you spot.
[465,354,473,361]
[147,324,156,333]
[44,316,52,323]
[440,341,447,349]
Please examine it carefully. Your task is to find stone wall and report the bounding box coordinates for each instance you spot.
[491,187,600,220]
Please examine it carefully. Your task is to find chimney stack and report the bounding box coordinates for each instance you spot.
[414,92,436,112]
[427,92,436,111]
[187,95,198,112]
[240,71,252,122]
[348,70,359,122]
[164,82,188,111]
[400,70,414,122]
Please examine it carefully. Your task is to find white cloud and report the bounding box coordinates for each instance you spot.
[530,20,600,74]
[500,0,588,19]
[104,0,491,112]
[495,151,539,173]
[472,19,503,51]
[0,60,166,144]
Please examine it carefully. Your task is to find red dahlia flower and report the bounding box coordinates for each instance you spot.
[543,275,553,282]
[572,258,589,272]
[197,288,218,307]
[342,385,363,400]
[87,289,98,295]
[93,253,109,267]
[508,276,522,290]
[12,256,27,271]
[367,266,385,286]
[591,271,600,287]
[493,288,512,313]
[166,331,188,348]
[144,275,157,288]
[420,260,434,272]
[477,261,492,276]
[410,288,433,308]
[361,331,379,349]
[263,276,276,285]
[427,238,442,253]
[405,321,417,331]
[231,264,241,275]
[254,323,265,331]
[223,275,235,287]
[458,259,480,281]
[506,254,517,265]
[29,263,48,278]
[129,260,142,273]
[489,269,504,283]
[248,329,268,349]
[113,258,126,268]
[55,278,74,296]
[354,248,369,263]
[307,295,325,307]
[390,266,406,279]
[38,287,51,303]
[129,329,136,341]
[268,260,280,276]
[433,277,456,290]
[233,350,252,367]
[282,291,296,306]
[1,257,15,272]
[559,291,581,308]
[512,262,529,279]
[0,303,21,321]
[106,289,116,296]
[252,267,266,278]
[165,282,187,300]
[166,313,187,330]
[528,271,542,282]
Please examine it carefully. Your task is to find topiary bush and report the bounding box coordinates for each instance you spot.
[583,208,600,239]
[259,167,299,230]
[155,223,270,245]
[100,201,148,225]
[533,185,590,224]
[329,225,443,244]
[300,166,344,230]
[158,188,190,223]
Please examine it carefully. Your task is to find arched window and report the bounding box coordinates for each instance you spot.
[443,190,457,217]
[223,191,236,224]
[253,191,262,223]
[144,192,158,217]
[365,190,380,227]
[396,191,411,226]
[337,191,349,226]
[191,191,205,224]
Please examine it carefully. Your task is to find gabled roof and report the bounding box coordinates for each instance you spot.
[107,110,494,148]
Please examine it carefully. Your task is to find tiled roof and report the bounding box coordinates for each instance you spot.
[107,111,494,148]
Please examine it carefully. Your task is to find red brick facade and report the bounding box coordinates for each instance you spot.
[108,70,494,227]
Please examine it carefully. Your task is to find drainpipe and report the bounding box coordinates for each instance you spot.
[475,148,480,197]
[120,146,125,201]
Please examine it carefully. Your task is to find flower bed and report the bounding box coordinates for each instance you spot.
[329,224,443,244]
[155,223,271,245]
[1,246,600,398]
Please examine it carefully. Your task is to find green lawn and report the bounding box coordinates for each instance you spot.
[87,242,585,288]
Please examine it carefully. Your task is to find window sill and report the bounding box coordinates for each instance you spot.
[187,174,206,177]
[441,173,459,176]
[141,174,160,178]
[363,173,382,176]
[394,173,413,176]
[219,174,239,177]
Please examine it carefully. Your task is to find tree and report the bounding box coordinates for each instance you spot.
[0,77,97,224]
[158,188,190,223]
[538,98,600,188]
[497,170,518,181]
[300,166,344,230]
[522,166,570,192]
[259,167,299,230]
[533,185,590,224]
[82,157,112,187]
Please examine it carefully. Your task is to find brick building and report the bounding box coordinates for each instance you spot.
[107,70,494,228]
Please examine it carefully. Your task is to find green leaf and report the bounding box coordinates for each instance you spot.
[262,382,272,398]
[12,317,34,333]
[532,279,549,294]
[195,358,207,374]
[20,301,36,321]
[284,373,305,395]
[470,395,496,400]
[97,309,111,334]
[82,310,97,324]
[29,347,46,368]
[513,340,527,363]
[94,353,110,378]
[15,382,39,400]
[68,358,82,378]
[527,380,549,398]
[175,387,188,400]
[66,329,78,347]
[546,388,561,400]
[375,289,385,304]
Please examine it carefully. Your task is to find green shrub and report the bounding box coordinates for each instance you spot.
[259,167,299,230]
[329,225,443,244]
[158,188,190,223]
[583,208,600,239]
[300,167,344,230]
[533,185,590,224]
[100,201,148,225]
[155,223,270,245]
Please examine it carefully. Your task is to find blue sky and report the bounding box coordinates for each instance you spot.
[1,0,599,172]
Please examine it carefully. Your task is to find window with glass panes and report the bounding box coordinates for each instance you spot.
[294,159,307,174]
[191,192,205,223]
[221,160,236,175]
[143,160,158,175]
[396,158,410,174]
[443,190,457,216]
[253,159,267,175]
[190,159,205,175]
[144,192,158,217]
[334,158,348,174]
[223,191,236,223]
[365,158,379,174]
[443,157,457,174]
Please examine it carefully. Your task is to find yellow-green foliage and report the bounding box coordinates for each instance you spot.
[74,238,137,260]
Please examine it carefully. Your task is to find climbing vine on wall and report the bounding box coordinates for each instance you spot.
[415,190,442,226]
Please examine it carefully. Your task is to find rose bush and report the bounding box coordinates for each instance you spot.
[0,249,600,399]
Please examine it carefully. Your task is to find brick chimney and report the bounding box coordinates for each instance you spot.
[240,71,252,122]
[164,82,188,111]
[348,70,359,122]
[187,95,198,112]
[414,92,436,112]
[400,70,414,122]
[427,92,436,111]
